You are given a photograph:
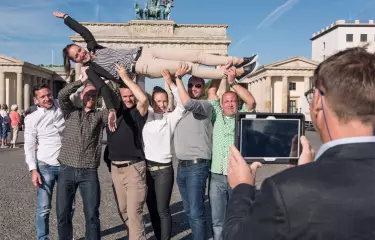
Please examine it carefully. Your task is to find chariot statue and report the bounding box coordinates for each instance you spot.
[134,0,174,20]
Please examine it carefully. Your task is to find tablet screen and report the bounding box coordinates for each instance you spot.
[240,119,300,159]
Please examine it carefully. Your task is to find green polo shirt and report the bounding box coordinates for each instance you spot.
[209,99,254,175]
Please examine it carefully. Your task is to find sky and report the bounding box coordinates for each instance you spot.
[1,0,374,92]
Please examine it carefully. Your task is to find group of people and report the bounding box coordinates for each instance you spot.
[25,55,257,240]
[0,103,21,148]
[20,10,375,240]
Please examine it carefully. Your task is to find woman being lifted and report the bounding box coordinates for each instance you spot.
[53,11,258,85]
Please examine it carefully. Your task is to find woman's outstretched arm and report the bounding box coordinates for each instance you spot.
[53,11,98,50]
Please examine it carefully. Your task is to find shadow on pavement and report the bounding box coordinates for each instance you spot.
[99,196,213,240]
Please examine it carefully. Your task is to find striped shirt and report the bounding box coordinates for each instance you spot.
[92,47,141,80]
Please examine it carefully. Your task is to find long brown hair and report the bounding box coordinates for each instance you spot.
[62,44,76,76]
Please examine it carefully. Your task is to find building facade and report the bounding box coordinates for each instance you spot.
[0,54,73,111]
[242,56,319,113]
[311,20,375,62]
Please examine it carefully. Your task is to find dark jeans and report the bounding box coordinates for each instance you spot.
[56,164,101,240]
[146,165,174,240]
[176,160,210,240]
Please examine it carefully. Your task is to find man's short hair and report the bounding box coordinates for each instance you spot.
[313,47,375,124]
[188,76,205,86]
[32,84,50,97]
[221,91,239,103]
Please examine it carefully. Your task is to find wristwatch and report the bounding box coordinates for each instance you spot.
[230,81,238,88]
[175,75,182,80]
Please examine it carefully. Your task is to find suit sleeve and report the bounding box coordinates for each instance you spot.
[223,178,289,240]
[64,16,98,51]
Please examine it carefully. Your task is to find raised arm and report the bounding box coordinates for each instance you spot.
[86,68,120,110]
[58,80,84,116]
[208,61,233,100]
[161,69,185,131]
[53,12,98,50]
[207,79,220,100]
[226,68,256,111]
[115,64,148,116]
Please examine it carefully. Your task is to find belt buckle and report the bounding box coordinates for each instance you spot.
[149,166,159,171]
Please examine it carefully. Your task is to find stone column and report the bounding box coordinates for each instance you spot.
[304,76,311,91]
[5,76,10,106]
[24,75,30,110]
[264,76,272,112]
[281,76,289,113]
[75,63,82,81]
[49,80,54,97]
[136,75,145,90]
[0,72,5,104]
[17,72,23,110]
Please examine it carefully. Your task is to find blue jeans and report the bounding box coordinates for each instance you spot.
[1,124,8,139]
[36,163,60,240]
[209,173,232,240]
[56,164,101,240]
[176,160,210,240]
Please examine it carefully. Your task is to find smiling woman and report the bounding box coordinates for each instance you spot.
[53,11,259,85]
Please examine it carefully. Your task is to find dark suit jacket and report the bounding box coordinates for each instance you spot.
[223,142,375,240]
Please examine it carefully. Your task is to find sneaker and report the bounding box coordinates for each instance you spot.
[235,54,258,68]
[237,61,258,82]
[0,145,8,148]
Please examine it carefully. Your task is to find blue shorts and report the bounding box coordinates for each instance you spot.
[1,124,8,139]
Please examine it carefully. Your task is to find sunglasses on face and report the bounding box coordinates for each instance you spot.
[188,83,203,89]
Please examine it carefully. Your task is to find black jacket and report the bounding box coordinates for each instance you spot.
[223,142,375,240]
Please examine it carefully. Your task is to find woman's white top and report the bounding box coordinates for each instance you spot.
[142,84,185,164]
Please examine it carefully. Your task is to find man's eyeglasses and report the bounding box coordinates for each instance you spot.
[304,87,324,104]
[188,83,203,89]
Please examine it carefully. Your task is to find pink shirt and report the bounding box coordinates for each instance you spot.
[9,111,20,127]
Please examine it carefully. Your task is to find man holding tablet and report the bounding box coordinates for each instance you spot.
[207,68,256,240]
[222,47,375,240]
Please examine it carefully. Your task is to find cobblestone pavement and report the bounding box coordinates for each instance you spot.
[0,131,321,240]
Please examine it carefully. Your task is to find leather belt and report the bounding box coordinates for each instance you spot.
[178,159,208,167]
[112,159,142,168]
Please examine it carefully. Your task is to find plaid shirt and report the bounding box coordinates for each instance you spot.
[58,80,118,169]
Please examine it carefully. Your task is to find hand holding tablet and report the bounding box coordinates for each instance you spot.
[235,113,306,164]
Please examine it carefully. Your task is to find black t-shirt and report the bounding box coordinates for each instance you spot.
[107,106,147,161]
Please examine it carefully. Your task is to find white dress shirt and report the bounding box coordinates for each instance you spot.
[142,84,185,163]
[24,100,65,171]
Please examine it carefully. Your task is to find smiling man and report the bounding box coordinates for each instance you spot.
[24,84,65,240]
[207,68,256,240]
[56,77,119,240]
